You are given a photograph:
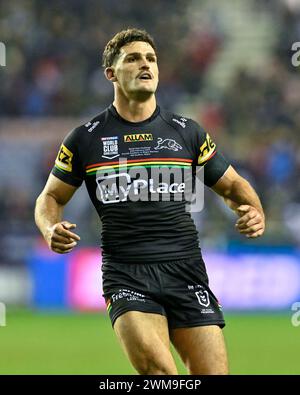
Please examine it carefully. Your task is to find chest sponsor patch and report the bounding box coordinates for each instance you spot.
[101,136,120,160]
[95,172,186,204]
[124,133,153,142]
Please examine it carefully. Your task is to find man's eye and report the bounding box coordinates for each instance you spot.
[127,57,135,62]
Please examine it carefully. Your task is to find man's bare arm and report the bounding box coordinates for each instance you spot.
[211,165,265,238]
[35,174,81,253]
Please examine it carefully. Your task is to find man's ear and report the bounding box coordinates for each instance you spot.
[105,67,117,82]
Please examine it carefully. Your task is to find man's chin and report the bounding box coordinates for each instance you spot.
[130,89,156,102]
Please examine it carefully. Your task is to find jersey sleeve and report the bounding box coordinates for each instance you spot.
[51,127,85,187]
[190,120,230,187]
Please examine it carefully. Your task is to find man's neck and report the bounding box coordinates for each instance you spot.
[112,94,157,123]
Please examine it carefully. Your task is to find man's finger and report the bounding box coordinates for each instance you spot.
[62,222,77,230]
[52,234,74,244]
[52,247,75,254]
[236,215,262,229]
[236,205,251,215]
[246,229,264,238]
[236,211,257,225]
[56,226,81,241]
[238,224,263,234]
[51,240,77,250]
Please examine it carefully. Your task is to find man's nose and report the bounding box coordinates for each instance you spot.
[139,58,150,69]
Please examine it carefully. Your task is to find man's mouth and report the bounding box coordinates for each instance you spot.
[138,72,152,80]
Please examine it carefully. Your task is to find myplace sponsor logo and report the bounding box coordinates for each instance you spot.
[0,42,6,66]
[95,159,205,212]
[96,173,131,204]
[96,172,185,204]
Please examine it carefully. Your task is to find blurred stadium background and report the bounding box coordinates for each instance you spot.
[0,0,300,374]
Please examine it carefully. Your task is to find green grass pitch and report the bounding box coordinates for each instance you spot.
[0,309,299,375]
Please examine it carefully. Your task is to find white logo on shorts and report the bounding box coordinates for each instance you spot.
[195,290,210,307]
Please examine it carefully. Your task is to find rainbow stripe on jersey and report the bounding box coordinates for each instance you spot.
[85,157,193,176]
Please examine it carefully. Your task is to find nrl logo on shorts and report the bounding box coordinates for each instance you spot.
[154,138,183,152]
[195,290,210,307]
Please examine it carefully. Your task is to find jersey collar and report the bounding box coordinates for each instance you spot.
[108,104,160,126]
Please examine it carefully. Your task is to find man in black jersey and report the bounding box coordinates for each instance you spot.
[35,28,265,375]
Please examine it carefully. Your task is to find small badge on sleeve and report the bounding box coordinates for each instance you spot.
[198,133,216,165]
[55,144,73,172]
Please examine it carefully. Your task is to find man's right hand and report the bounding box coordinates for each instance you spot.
[45,221,81,254]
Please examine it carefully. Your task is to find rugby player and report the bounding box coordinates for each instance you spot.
[35,28,265,375]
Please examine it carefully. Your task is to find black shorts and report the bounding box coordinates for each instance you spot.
[102,256,225,329]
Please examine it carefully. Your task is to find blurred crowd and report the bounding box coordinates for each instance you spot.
[0,0,300,266]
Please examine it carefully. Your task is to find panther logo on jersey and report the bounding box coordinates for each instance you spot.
[154,138,183,152]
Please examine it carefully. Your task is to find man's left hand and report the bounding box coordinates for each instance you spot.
[235,205,265,238]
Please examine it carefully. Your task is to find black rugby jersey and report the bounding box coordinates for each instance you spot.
[52,104,230,263]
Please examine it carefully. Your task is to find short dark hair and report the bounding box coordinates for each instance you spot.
[102,28,156,68]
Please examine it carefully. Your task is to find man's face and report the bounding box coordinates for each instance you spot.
[110,41,159,100]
